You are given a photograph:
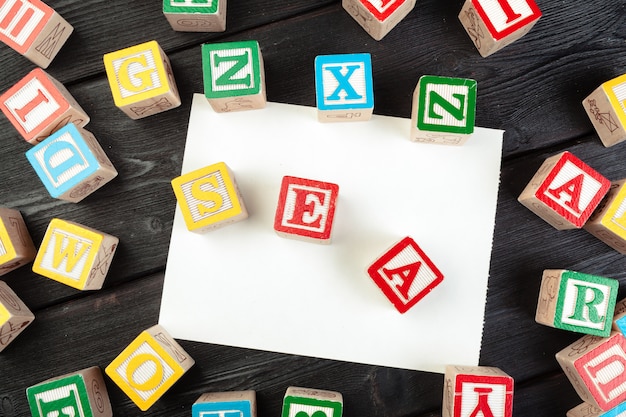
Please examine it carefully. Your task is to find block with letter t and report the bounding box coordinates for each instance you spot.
[458,0,541,57]
[410,75,477,145]
[202,40,266,113]
[193,390,257,417]
[518,151,610,230]
[342,0,416,40]
[163,0,226,32]
[0,0,73,68]
[584,179,626,254]
[0,207,36,276]
[0,280,34,352]
[583,73,626,148]
[281,386,343,417]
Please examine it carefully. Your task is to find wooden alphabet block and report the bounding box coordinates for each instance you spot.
[0,0,73,68]
[517,151,610,230]
[171,162,248,233]
[442,365,514,417]
[105,324,194,411]
[367,236,444,314]
[583,74,626,148]
[535,269,618,337]
[584,179,626,253]
[556,332,626,411]
[192,390,256,417]
[0,207,36,276]
[314,53,374,122]
[458,0,541,57]
[410,75,477,145]
[281,387,343,417]
[274,176,339,244]
[32,218,118,290]
[103,40,181,119]
[342,0,416,40]
[611,297,626,336]
[201,40,266,113]
[25,123,118,202]
[163,0,226,32]
[0,68,89,145]
[0,280,34,352]
[26,366,112,417]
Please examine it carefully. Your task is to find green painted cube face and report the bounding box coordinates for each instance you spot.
[202,41,262,99]
[416,75,477,134]
[163,0,219,14]
[282,396,343,417]
[27,375,92,417]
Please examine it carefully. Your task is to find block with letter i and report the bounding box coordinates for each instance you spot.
[0,207,36,276]
[105,324,194,411]
[25,123,118,202]
[367,236,444,314]
[163,0,226,32]
[202,40,266,113]
[32,218,118,290]
[518,151,611,230]
[342,0,416,40]
[26,366,112,417]
[281,386,343,417]
[193,390,256,417]
[0,68,90,145]
[0,0,73,68]
[584,179,626,254]
[535,269,618,337]
[0,280,34,352]
[103,40,181,119]
[171,162,248,233]
[315,53,374,122]
[583,74,626,148]
[410,75,477,145]
[458,0,541,57]
[442,365,513,417]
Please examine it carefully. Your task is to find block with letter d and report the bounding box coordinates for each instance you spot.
[103,40,181,119]
[0,0,73,68]
[584,179,626,254]
[281,386,343,417]
[27,366,112,417]
[105,324,194,411]
[193,390,257,417]
[32,218,118,290]
[0,207,36,276]
[25,123,117,202]
[583,73,626,148]
[0,280,34,352]
[342,0,416,40]
[535,269,618,337]
[163,0,226,32]
[202,40,266,113]
[410,75,477,145]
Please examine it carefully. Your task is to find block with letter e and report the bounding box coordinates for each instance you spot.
[518,151,610,230]
[105,324,194,411]
[0,207,36,276]
[25,123,118,202]
[583,73,626,148]
[163,0,226,32]
[281,386,343,417]
[315,53,374,122]
[0,280,34,352]
[32,218,118,290]
[202,40,266,113]
[410,75,477,145]
[103,40,181,119]
[0,68,89,145]
[342,0,416,40]
[535,269,618,337]
[458,0,541,57]
[26,366,112,417]
[584,179,626,254]
[0,0,73,68]
[193,390,256,417]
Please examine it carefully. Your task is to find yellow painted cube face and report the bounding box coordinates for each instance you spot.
[601,185,626,239]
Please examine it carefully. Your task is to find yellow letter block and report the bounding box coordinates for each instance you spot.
[103,40,181,119]
[171,162,248,233]
[0,280,34,352]
[583,73,626,147]
[32,219,118,290]
[0,207,36,276]
[105,324,194,411]
[585,178,626,254]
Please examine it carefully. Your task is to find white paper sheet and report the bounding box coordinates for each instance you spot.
[159,94,503,374]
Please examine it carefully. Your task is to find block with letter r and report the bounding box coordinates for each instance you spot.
[163,0,226,32]
[192,390,256,417]
[202,40,266,113]
[410,75,477,145]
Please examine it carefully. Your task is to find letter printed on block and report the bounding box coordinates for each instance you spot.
[162,0,226,32]
[192,390,256,417]
[583,73,626,148]
[341,0,416,40]
[281,387,343,417]
[0,207,36,276]
[0,280,34,352]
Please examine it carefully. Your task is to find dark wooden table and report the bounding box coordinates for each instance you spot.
[1,0,625,415]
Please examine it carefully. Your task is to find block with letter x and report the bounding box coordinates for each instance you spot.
[583,73,626,148]
[0,207,36,276]
[281,386,343,417]
[367,236,444,314]
[163,0,226,32]
[342,0,416,40]
[0,280,34,352]
[202,40,266,113]
[192,390,257,417]
[584,179,626,254]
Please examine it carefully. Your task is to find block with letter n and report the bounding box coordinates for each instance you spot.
[103,40,181,119]
[281,386,343,417]
[584,179,626,254]
[26,366,112,417]
[32,218,119,290]
[163,0,226,32]
[341,0,416,40]
[583,73,626,148]
[410,75,477,145]
[192,390,257,417]
[314,53,374,122]
[535,269,618,337]
[0,207,36,276]
[0,280,34,352]
[458,0,541,57]
[202,40,266,113]
[518,151,611,230]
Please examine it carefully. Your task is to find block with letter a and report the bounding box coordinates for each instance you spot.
[0,0,73,68]
[32,218,118,290]
[0,207,36,276]
[163,0,226,32]
[105,324,194,411]
[281,386,343,417]
[0,280,34,352]
[25,123,118,202]
[273,176,339,244]
[442,365,514,417]
[192,390,256,417]
[518,151,611,230]
[341,0,416,40]
[584,179,626,254]
[583,73,626,148]
[103,40,181,119]
[367,236,443,314]
[458,0,541,57]
[0,68,90,144]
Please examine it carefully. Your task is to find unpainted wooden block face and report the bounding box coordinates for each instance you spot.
[0,280,34,351]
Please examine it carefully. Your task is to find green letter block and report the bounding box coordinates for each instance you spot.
[281,387,343,417]
[163,0,226,32]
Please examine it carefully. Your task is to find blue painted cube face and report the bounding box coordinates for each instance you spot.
[314,53,374,111]
[192,401,252,417]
